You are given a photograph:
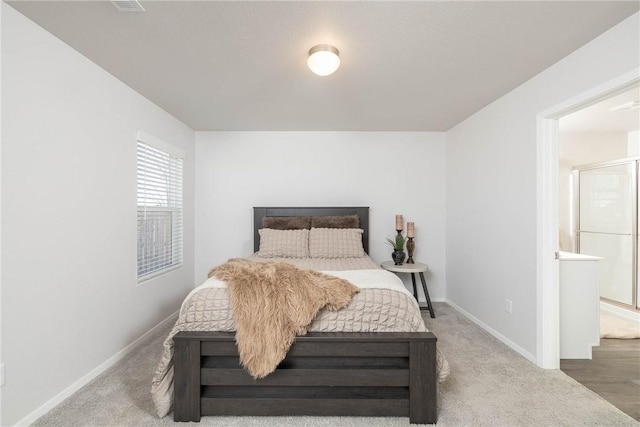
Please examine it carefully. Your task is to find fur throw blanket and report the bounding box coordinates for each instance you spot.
[208,258,359,378]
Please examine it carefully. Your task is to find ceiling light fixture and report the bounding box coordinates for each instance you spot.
[610,101,640,111]
[307,44,340,76]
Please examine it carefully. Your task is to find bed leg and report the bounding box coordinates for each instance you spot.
[409,339,438,424]
[174,338,201,422]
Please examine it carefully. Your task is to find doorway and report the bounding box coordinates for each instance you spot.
[547,79,640,422]
[537,69,640,370]
[559,87,640,311]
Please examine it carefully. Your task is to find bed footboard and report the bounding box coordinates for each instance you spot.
[173,331,438,424]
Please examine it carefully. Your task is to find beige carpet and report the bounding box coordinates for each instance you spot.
[33,303,638,427]
[600,310,640,339]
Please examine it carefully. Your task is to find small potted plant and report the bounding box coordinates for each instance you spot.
[386,233,407,265]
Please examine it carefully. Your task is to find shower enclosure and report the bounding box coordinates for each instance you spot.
[574,158,639,310]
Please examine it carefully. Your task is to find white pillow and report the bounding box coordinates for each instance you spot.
[309,228,366,259]
[257,228,310,258]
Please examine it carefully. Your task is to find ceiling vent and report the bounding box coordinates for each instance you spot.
[110,0,145,12]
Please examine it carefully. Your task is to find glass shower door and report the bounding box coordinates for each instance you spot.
[578,162,635,306]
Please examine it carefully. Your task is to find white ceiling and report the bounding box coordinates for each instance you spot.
[7,1,640,131]
[560,86,640,133]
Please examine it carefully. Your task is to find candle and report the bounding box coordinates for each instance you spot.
[407,222,415,238]
[395,215,403,231]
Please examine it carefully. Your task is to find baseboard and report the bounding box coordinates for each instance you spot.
[15,311,178,427]
[445,299,538,365]
[600,301,640,324]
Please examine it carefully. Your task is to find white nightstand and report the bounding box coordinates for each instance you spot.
[380,261,435,318]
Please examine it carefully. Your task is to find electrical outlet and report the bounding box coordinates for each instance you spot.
[505,299,513,314]
[1,363,5,387]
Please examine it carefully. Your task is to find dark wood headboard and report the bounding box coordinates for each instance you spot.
[253,207,369,254]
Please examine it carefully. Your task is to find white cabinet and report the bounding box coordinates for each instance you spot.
[559,251,602,359]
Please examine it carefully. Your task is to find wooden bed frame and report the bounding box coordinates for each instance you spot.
[173,207,438,424]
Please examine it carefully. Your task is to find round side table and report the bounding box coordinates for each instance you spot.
[380,261,435,318]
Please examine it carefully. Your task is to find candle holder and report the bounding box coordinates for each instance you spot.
[406,237,415,264]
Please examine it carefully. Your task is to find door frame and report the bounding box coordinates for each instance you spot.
[536,68,640,369]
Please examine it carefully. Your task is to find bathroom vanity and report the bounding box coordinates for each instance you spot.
[558,251,602,359]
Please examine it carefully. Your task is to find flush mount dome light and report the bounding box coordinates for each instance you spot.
[307,44,340,76]
[610,101,640,111]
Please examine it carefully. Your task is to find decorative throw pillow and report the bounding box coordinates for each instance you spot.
[262,216,312,230]
[309,228,366,259]
[311,215,360,229]
[257,228,310,258]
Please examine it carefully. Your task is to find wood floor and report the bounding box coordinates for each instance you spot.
[561,339,640,421]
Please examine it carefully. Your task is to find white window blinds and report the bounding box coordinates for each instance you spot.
[136,131,184,282]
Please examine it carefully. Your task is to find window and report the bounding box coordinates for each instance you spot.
[136,130,184,282]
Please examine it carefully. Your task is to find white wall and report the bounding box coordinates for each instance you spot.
[628,130,640,155]
[1,5,195,425]
[0,2,3,423]
[195,132,446,301]
[558,132,628,251]
[446,12,639,361]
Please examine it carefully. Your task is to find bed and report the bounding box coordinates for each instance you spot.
[152,206,448,424]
